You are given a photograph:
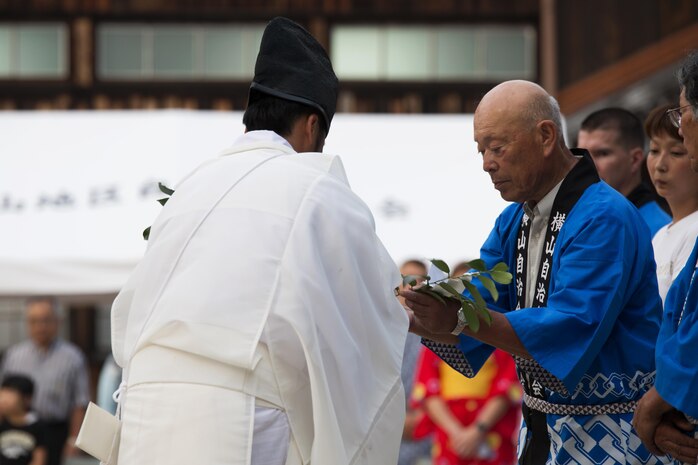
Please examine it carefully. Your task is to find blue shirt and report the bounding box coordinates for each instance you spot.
[655,237,698,417]
[626,183,671,237]
[458,181,661,402]
[638,201,671,237]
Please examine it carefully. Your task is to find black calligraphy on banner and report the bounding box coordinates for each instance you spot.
[0,180,167,214]
[1,195,25,212]
[37,191,76,209]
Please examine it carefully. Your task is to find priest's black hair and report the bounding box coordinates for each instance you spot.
[243,93,327,137]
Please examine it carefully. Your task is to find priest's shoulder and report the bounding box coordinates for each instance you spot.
[289,152,348,184]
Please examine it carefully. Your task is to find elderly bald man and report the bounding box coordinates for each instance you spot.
[403,80,672,464]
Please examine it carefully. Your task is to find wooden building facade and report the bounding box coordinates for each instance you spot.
[1,0,694,116]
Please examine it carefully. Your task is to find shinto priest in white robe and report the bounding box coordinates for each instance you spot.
[111,130,409,465]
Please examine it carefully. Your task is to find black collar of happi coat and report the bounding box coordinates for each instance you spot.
[626,182,655,209]
[553,148,600,215]
[515,148,600,311]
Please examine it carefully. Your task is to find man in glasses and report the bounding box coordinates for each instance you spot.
[633,50,698,464]
[578,108,670,236]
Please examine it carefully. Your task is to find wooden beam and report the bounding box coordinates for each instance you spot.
[539,0,558,95]
[557,22,698,114]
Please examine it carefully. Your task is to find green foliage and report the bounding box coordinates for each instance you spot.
[462,301,479,333]
[143,183,175,241]
[401,259,513,333]
[490,270,513,284]
[466,259,487,272]
[158,182,175,196]
[478,275,499,302]
[430,259,450,275]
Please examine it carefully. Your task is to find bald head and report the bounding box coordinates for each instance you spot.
[474,80,574,204]
[476,80,563,134]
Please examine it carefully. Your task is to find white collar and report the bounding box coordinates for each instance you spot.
[524,179,564,219]
[220,130,296,157]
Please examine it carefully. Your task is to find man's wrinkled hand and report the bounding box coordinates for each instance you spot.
[654,410,698,464]
[400,289,460,335]
[632,387,674,455]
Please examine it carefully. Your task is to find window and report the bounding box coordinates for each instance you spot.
[331,24,536,82]
[97,24,265,80]
[0,23,68,78]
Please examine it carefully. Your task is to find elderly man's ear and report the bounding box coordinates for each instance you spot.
[537,120,559,156]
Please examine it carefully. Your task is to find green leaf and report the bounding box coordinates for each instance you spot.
[430,259,450,275]
[467,259,487,272]
[157,197,169,206]
[478,275,499,302]
[490,270,513,285]
[437,282,463,299]
[462,302,480,333]
[474,301,493,326]
[463,281,487,310]
[142,226,151,240]
[492,262,509,272]
[158,182,175,196]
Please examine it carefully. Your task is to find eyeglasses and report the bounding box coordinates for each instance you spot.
[666,104,693,129]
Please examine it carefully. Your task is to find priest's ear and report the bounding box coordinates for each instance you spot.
[289,113,325,153]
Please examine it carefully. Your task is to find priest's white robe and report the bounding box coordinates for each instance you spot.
[111,131,408,465]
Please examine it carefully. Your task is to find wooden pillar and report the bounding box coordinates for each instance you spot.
[68,304,96,359]
[539,0,558,96]
[73,17,94,88]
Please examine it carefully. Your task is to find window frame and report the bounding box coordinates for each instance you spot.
[0,22,70,81]
[329,22,538,83]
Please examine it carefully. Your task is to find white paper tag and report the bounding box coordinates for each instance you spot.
[75,402,121,464]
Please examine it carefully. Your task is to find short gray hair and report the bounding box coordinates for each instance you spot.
[524,93,563,135]
[678,50,698,115]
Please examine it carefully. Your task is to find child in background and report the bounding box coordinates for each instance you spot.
[412,348,521,465]
[0,375,46,465]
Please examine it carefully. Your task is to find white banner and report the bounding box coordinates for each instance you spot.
[0,110,508,296]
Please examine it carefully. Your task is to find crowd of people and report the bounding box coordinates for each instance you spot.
[0,16,697,465]
[0,298,89,465]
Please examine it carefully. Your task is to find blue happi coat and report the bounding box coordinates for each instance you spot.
[655,237,698,419]
[427,180,672,464]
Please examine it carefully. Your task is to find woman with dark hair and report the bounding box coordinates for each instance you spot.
[644,103,698,303]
